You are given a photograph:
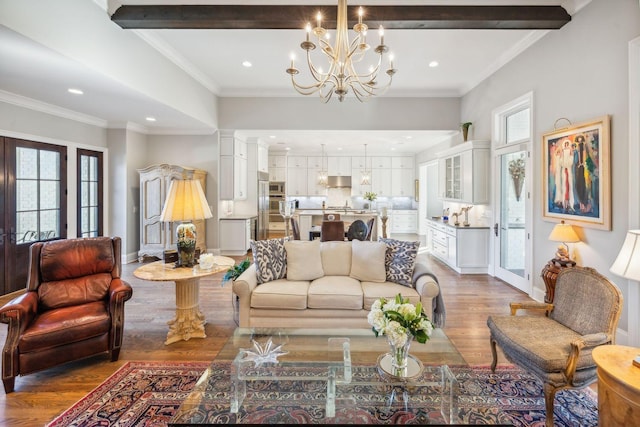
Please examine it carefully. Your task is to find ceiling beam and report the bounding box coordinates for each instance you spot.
[111,5,571,30]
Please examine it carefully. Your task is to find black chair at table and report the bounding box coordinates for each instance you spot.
[347,220,368,241]
[320,221,345,242]
[290,217,301,240]
[365,217,376,240]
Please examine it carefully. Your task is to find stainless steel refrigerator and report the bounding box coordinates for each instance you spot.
[257,172,269,240]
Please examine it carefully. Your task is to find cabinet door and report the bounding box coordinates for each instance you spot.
[269,155,287,168]
[234,157,248,200]
[307,168,327,196]
[287,168,307,196]
[327,156,351,176]
[287,156,307,168]
[391,157,414,169]
[371,169,392,197]
[391,169,414,197]
[447,234,457,267]
[352,156,371,169]
[307,156,325,169]
[371,157,392,169]
[234,140,248,159]
[269,168,286,182]
[257,144,268,173]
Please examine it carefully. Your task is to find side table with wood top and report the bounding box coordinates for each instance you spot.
[134,257,235,345]
[592,345,640,427]
[540,258,576,303]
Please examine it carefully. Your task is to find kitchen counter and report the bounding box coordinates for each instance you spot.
[220,214,257,220]
[427,218,489,230]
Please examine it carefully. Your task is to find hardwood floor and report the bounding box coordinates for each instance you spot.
[0,250,533,426]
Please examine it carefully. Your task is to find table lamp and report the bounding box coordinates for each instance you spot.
[160,179,213,267]
[610,229,640,368]
[548,220,580,261]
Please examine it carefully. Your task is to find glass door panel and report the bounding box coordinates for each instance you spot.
[499,151,526,278]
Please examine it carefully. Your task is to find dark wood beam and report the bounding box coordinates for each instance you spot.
[111,5,571,30]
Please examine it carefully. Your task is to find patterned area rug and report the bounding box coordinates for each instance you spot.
[46,361,597,426]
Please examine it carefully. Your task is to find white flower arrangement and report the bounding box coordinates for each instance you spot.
[367,294,434,346]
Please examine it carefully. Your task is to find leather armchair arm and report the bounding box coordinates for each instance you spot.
[565,332,612,383]
[0,292,38,331]
[0,292,39,381]
[510,301,554,315]
[108,278,133,352]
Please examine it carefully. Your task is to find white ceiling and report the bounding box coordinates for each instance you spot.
[0,0,587,154]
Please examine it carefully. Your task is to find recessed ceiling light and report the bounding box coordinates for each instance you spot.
[429,61,439,68]
[270,135,276,139]
[145,116,156,122]
[337,147,343,151]
[242,61,252,67]
[405,135,413,139]
[285,147,291,151]
[391,147,396,151]
[68,88,83,95]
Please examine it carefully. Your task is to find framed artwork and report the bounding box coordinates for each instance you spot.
[542,115,611,230]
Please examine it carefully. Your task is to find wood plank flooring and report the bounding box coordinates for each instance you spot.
[0,250,534,426]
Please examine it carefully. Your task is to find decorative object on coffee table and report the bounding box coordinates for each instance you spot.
[368,294,434,377]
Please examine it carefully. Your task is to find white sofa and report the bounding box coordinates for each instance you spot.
[232,239,442,329]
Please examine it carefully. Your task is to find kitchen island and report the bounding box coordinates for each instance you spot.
[297,210,379,241]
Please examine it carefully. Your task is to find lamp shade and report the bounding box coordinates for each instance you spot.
[548,222,580,243]
[160,179,213,222]
[610,230,640,281]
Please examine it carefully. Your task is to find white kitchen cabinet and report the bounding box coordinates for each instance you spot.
[390,210,418,233]
[327,156,352,176]
[219,218,251,256]
[391,157,414,169]
[427,219,489,274]
[268,155,287,168]
[287,156,307,168]
[371,168,392,197]
[220,136,248,200]
[351,156,372,169]
[307,156,326,169]
[269,167,286,182]
[138,164,207,260]
[287,167,308,196]
[371,157,392,169]
[391,168,415,197]
[437,140,490,204]
[257,143,269,173]
[307,168,327,196]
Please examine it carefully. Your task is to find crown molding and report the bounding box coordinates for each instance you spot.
[0,90,108,128]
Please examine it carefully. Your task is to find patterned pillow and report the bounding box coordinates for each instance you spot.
[379,238,420,287]
[250,237,288,284]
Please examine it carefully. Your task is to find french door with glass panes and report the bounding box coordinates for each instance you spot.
[0,137,67,295]
[77,149,103,237]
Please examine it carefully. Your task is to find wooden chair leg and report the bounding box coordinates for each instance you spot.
[543,382,557,427]
[490,337,498,372]
[3,376,15,393]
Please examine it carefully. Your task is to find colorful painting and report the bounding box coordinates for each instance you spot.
[542,115,610,230]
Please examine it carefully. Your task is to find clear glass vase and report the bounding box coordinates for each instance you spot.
[387,333,412,372]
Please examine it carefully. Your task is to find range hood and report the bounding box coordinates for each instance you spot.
[327,176,352,188]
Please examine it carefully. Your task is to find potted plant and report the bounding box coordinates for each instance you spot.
[460,122,472,141]
[223,257,251,284]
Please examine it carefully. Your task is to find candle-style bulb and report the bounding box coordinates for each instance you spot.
[316,12,322,28]
[358,7,363,24]
[379,25,384,45]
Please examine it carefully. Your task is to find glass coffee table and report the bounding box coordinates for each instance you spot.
[171,328,467,425]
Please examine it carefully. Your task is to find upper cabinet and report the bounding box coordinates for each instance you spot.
[437,140,490,204]
[268,155,287,182]
[220,135,248,200]
[257,143,269,173]
[327,156,352,176]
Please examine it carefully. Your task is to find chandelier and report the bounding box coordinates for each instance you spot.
[286,0,396,103]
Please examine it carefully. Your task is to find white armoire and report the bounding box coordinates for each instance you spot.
[138,164,208,260]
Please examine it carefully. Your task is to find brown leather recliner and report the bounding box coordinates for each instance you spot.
[0,237,133,393]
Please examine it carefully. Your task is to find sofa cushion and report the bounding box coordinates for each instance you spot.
[308,276,363,310]
[349,240,386,283]
[285,240,324,281]
[379,238,420,287]
[320,241,352,276]
[362,281,421,310]
[251,279,309,309]
[250,238,288,284]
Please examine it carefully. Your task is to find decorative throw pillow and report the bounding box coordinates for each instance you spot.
[285,240,324,281]
[379,238,420,287]
[349,240,387,282]
[250,237,288,284]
